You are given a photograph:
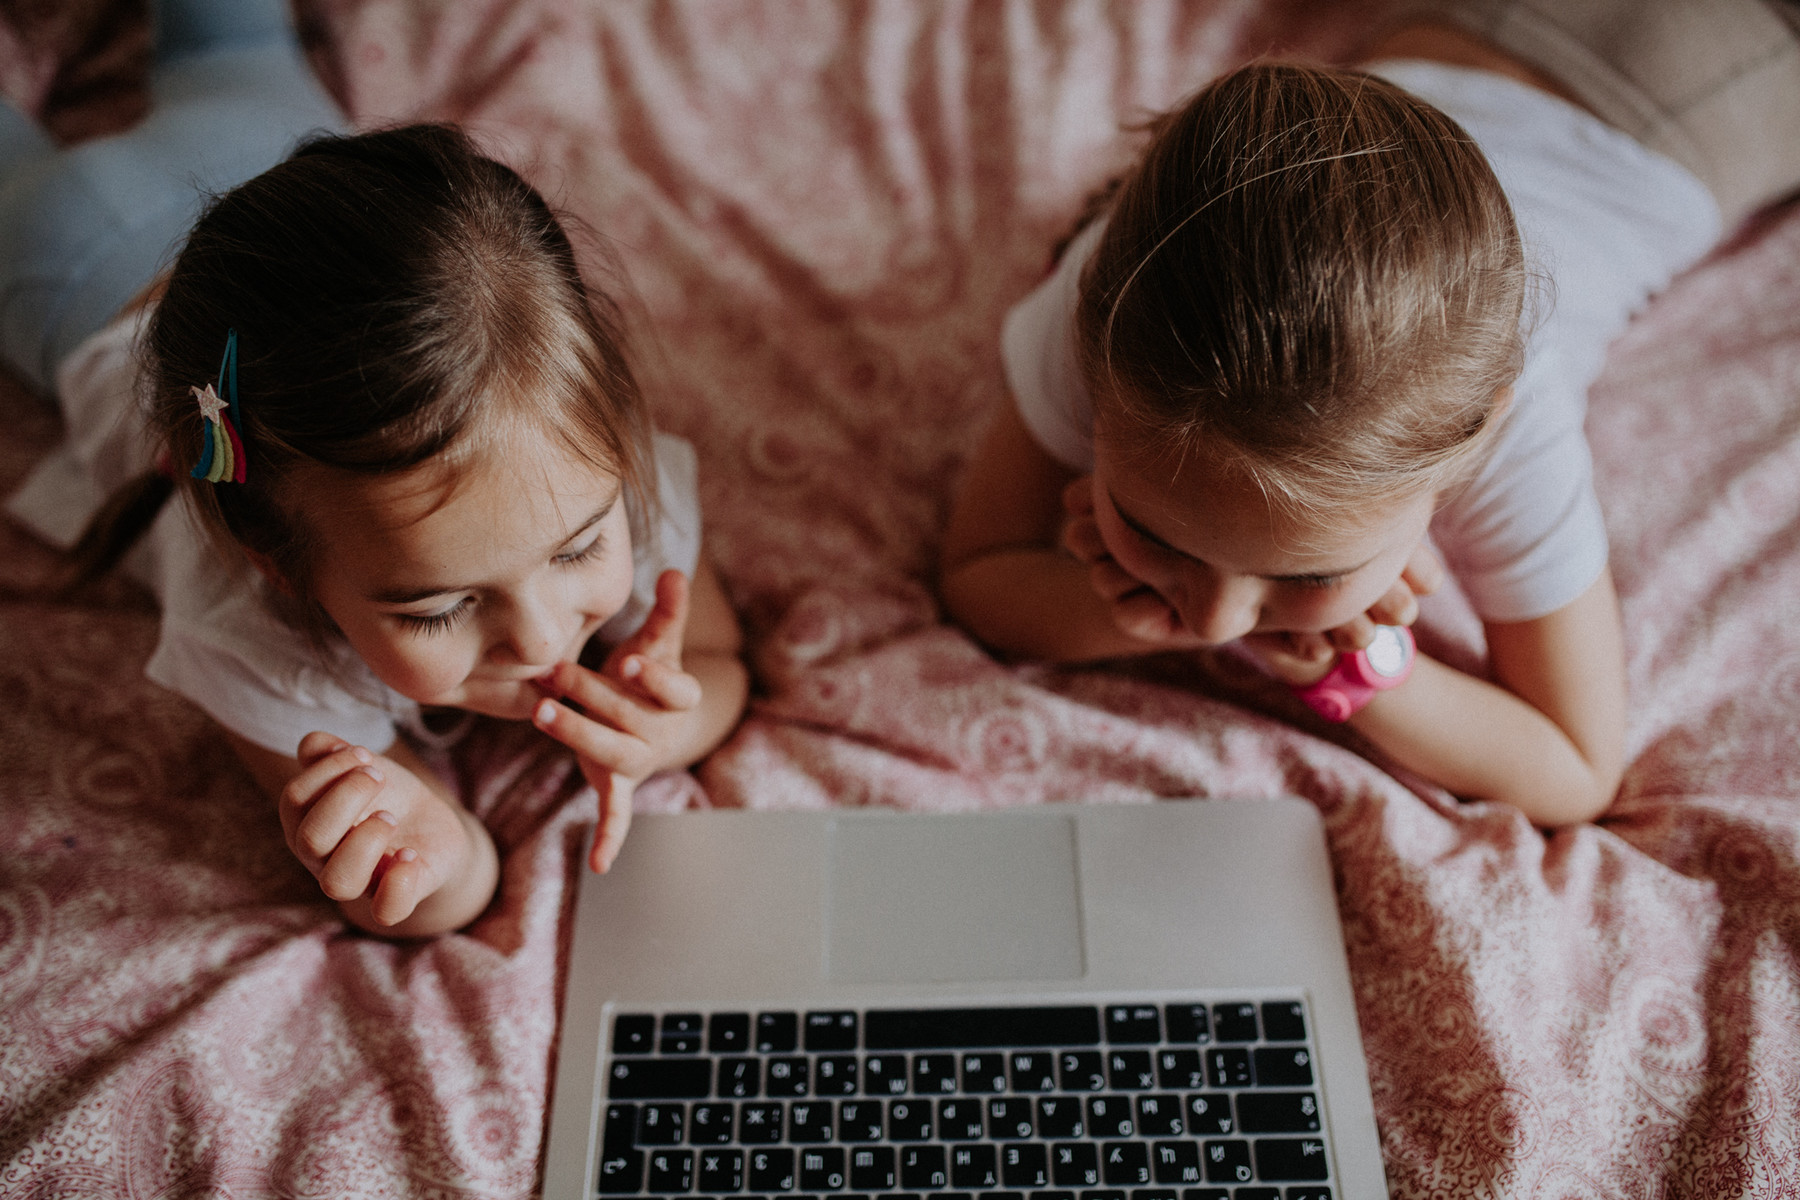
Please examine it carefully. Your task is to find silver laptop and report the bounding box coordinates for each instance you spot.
[544,799,1387,1199]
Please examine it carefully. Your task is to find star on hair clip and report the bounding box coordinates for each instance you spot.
[190,329,246,484]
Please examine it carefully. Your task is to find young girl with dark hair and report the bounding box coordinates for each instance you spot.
[3,2,748,936]
[942,1,1800,826]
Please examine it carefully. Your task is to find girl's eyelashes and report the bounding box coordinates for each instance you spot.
[1281,574,1345,591]
[396,598,473,635]
[554,532,606,566]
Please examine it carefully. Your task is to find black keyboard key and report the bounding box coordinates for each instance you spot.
[1211,1004,1258,1043]
[1002,1144,1050,1189]
[1051,1143,1099,1188]
[603,1103,637,1152]
[816,1055,860,1096]
[1060,1051,1107,1092]
[748,1147,795,1191]
[1162,1004,1209,1044]
[1204,1048,1252,1089]
[767,1056,810,1097]
[1108,1051,1155,1091]
[1260,1002,1307,1043]
[739,1102,784,1143]
[866,1055,910,1095]
[1252,1139,1329,1182]
[864,1007,1101,1050]
[1104,1005,1161,1044]
[710,1012,751,1053]
[962,1053,1008,1093]
[839,1099,885,1141]
[699,1148,745,1192]
[614,1014,655,1054]
[888,1099,933,1140]
[950,1145,998,1189]
[1150,1141,1201,1186]
[938,1099,986,1141]
[851,1146,898,1191]
[986,1097,1033,1140]
[647,1149,693,1192]
[1010,1052,1057,1092]
[1180,1191,1228,1200]
[1183,1094,1234,1136]
[719,1056,761,1099]
[789,1101,833,1142]
[800,1146,847,1191]
[1036,1097,1085,1139]
[1252,1047,1314,1088]
[1285,1187,1333,1200]
[690,1102,734,1144]
[1233,1191,1279,1200]
[902,1145,950,1190]
[1156,1050,1204,1091]
[609,1057,712,1099]
[914,1054,959,1094]
[757,1012,799,1053]
[1077,1191,1126,1200]
[597,1147,644,1194]
[806,1011,859,1051]
[1086,1096,1135,1139]
[1201,1140,1253,1186]
[1029,1192,1074,1200]
[1134,1095,1183,1136]
[637,1102,685,1144]
[1101,1143,1151,1187]
[1236,1092,1321,1134]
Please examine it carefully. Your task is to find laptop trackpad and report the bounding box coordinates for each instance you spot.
[824,814,1085,984]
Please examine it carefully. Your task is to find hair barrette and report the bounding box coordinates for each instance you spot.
[190,328,246,484]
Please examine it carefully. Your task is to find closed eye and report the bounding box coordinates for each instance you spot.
[554,530,608,566]
[1273,573,1345,591]
[397,598,473,635]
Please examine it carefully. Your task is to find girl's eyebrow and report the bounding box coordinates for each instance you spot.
[1106,487,1371,582]
[369,490,620,605]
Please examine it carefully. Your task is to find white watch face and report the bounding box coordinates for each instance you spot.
[1364,625,1410,678]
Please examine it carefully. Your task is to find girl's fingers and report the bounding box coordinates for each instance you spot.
[292,763,386,863]
[1364,579,1420,628]
[550,663,666,731]
[614,654,703,711]
[590,772,637,873]
[1327,612,1376,653]
[316,810,397,902]
[1088,557,1145,604]
[1402,541,1446,597]
[296,730,350,768]
[1061,515,1108,563]
[1112,587,1184,642]
[282,744,380,817]
[369,849,427,928]
[1061,476,1096,519]
[533,696,652,778]
[620,569,692,667]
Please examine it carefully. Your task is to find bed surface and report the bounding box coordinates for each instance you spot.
[3,2,1799,1196]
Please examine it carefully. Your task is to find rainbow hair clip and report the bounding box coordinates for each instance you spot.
[190,328,246,484]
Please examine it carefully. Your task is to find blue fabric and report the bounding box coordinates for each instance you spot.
[0,0,345,393]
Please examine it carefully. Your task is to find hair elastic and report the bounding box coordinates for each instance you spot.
[190,329,246,484]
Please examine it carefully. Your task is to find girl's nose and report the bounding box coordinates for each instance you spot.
[1179,572,1262,645]
[496,593,573,667]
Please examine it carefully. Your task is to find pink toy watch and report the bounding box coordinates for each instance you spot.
[1291,624,1416,722]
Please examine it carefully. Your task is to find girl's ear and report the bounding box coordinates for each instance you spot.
[241,547,296,596]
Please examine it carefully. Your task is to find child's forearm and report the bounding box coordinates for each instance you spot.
[1347,654,1622,826]
[940,548,1161,663]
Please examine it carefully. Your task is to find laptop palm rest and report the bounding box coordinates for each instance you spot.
[824,814,1085,984]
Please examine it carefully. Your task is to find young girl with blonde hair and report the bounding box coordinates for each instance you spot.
[3,1,748,935]
[943,0,1800,825]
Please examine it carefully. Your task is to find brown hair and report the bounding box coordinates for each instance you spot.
[67,124,652,619]
[1075,62,1527,518]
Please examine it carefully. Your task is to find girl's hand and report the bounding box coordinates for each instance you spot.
[1246,542,1446,686]
[531,569,703,873]
[1060,476,1209,650]
[280,732,482,928]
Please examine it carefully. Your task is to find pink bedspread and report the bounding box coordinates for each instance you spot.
[4,2,1799,1196]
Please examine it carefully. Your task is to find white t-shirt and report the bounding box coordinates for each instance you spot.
[1000,60,1720,624]
[7,312,704,755]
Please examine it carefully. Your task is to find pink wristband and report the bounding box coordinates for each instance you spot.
[1290,625,1416,722]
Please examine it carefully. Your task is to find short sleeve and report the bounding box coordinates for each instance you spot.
[999,219,1106,473]
[595,431,705,646]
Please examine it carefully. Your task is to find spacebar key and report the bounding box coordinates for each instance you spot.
[606,1057,713,1098]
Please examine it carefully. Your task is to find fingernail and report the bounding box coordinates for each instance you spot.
[396,848,418,863]
[361,764,384,783]
[372,810,397,826]
[621,656,643,680]
[535,698,557,726]
[351,746,373,765]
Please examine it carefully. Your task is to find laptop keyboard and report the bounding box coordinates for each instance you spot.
[595,1001,1333,1200]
